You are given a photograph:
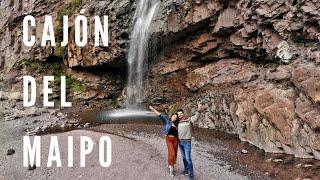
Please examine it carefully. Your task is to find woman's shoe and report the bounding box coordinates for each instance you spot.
[169,166,174,177]
[169,171,174,177]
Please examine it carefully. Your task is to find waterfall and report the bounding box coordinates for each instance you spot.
[125,0,160,108]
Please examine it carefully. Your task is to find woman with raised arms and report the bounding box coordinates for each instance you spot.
[149,105,179,177]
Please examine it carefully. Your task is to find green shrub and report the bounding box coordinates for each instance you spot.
[55,0,83,42]
[101,99,118,107]
[187,0,194,8]
[55,46,66,59]
[19,58,34,67]
[18,58,64,75]
[256,61,279,69]
[71,0,83,8]
[17,58,86,94]
[57,0,83,19]
[66,77,85,92]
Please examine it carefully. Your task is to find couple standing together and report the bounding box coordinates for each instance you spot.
[149,103,204,180]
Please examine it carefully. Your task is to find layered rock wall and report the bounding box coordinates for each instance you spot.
[149,0,320,160]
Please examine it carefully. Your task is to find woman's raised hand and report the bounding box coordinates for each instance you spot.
[149,105,161,115]
[149,105,155,111]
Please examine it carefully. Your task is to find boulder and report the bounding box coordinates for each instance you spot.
[213,8,239,34]
[291,63,320,103]
[8,92,22,101]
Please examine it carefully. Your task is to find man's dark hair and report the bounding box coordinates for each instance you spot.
[177,109,184,113]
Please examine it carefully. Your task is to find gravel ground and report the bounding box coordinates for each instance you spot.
[1,113,319,180]
[0,114,266,180]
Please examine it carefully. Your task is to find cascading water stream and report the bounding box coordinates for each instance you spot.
[88,0,160,122]
[125,0,160,108]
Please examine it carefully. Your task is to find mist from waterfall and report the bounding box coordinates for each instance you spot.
[125,0,160,108]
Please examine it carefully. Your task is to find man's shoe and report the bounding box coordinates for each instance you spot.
[188,175,194,180]
[181,170,189,176]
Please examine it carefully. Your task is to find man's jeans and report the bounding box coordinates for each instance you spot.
[179,140,194,178]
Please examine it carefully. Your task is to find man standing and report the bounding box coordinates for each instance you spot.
[177,103,204,180]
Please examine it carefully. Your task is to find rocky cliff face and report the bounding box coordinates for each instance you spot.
[149,0,320,160]
[0,0,136,69]
[0,0,319,159]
